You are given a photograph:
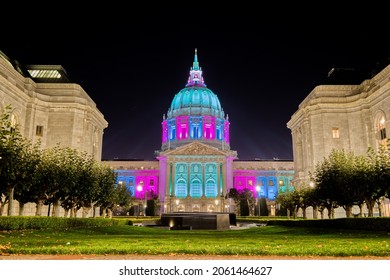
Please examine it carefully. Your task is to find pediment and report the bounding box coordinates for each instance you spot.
[165,141,227,156]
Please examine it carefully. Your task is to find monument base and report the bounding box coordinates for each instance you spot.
[160,212,235,230]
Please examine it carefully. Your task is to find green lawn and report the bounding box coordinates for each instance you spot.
[1,225,389,257]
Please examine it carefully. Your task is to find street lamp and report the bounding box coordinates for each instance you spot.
[256,185,261,216]
[137,184,143,216]
[144,189,149,217]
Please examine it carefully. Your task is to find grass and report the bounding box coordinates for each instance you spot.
[1,225,390,257]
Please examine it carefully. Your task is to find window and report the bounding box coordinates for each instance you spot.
[10,114,17,133]
[378,116,386,140]
[36,125,43,136]
[375,113,387,148]
[332,127,339,139]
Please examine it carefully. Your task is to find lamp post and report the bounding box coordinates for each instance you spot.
[256,185,261,216]
[144,189,148,217]
[137,184,143,216]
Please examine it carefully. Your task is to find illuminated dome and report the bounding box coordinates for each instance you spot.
[169,87,223,118]
[167,49,224,119]
[161,49,230,152]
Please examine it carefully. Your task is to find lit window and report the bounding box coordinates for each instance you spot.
[28,69,61,79]
[279,180,284,186]
[332,128,339,139]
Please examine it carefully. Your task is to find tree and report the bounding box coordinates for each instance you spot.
[275,191,296,219]
[0,105,33,216]
[12,142,42,215]
[239,188,256,216]
[227,188,241,216]
[314,149,358,218]
[95,163,117,218]
[365,145,389,216]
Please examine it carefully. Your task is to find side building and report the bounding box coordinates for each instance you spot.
[287,62,390,217]
[0,50,108,216]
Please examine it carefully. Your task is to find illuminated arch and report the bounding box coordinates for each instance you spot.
[205,178,217,198]
[190,178,202,198]
[175,178,187,198]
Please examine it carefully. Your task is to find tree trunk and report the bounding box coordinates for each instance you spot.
[377,201,382,217]
[293,207,298,219]
[302,206,307,219]
[7,187,14,216]
[234,200,240,216]
[35,200,43,216]
[0,201,4,216]
[19,203,25,216]
[366,200,375,217]
[247,199,254,216]
[107,208,113,218]
[70,207,76,218]
[313,205,318,219]
[319,209,324,219]
[345,205,352,218]
[327,206,332,219]
[82,207,91,218]
[358,204,363,217]
[52,201,61,217]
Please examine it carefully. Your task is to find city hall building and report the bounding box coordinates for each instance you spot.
[107,49,294,216]
[1,48,389,217]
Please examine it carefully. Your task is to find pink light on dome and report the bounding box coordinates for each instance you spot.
[203,116,215,140]
[176,116,189,140]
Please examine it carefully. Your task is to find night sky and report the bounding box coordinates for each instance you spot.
[2,4,388,161]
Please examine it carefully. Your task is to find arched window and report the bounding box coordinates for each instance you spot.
[375,112,387,149]
[10,113,17,133]
[175,178,187,198]
[205,178,217,198]
[190,178,202,198]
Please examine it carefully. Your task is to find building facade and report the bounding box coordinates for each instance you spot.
[287,64,390,217]
[108,50,294,216]
[0,51,108,160]
[287,65,390,186]
[0,50,108,217]
[1,49,294,217]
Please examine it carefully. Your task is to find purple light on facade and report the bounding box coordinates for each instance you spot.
[162,120,168,143]
[203,116,216,140]
[234,175,257,197]
[176,116,189,140]
[224,121,230,144]
[135,175,159,199]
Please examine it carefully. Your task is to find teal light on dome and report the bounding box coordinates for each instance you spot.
[170,87,222,111]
